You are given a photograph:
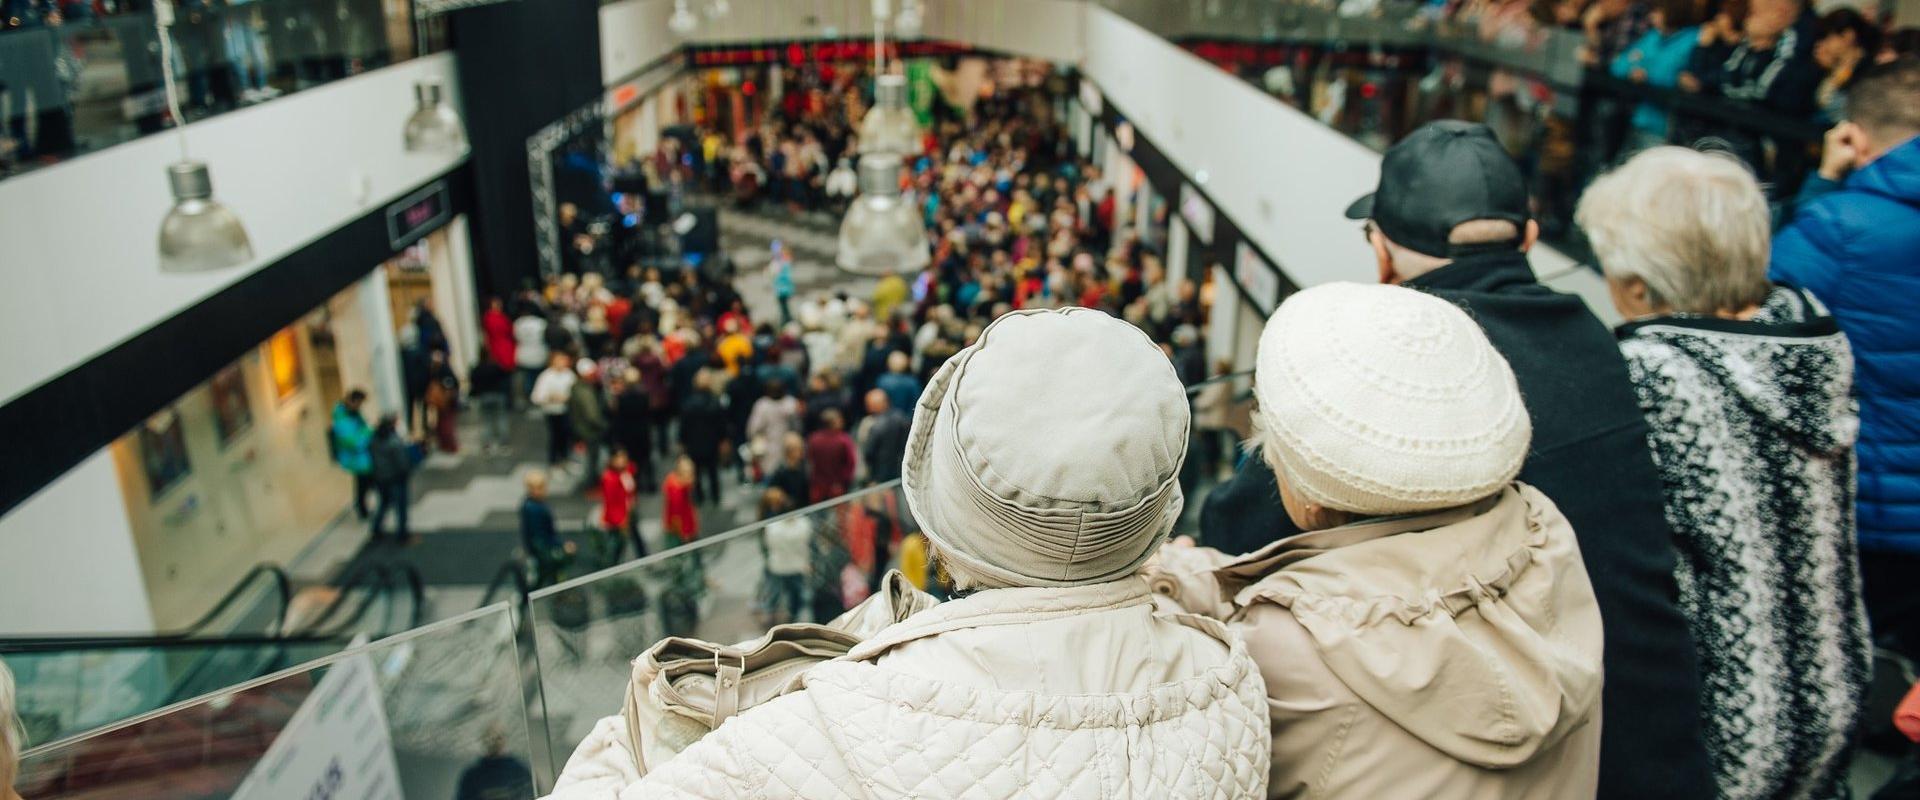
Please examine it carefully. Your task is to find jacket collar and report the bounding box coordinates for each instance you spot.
[1214,494,1501,594]
[1400,249,1539,294]
[1848,134,1920,207]
[844,579,1153,661]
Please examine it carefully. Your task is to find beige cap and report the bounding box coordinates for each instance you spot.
[902,308,1189,587]
[1255,283,1531,515]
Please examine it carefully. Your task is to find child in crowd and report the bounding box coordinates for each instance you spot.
[599,448,643,560]
[662,456,699,546]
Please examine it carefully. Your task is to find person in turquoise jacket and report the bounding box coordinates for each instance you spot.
[330,389,375,519]
[1612,0,1705,153]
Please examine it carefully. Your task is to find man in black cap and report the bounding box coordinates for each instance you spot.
[1200,120,1715,800]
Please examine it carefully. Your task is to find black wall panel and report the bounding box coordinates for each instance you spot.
[450,0,604,302]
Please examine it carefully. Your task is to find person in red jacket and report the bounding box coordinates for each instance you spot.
[662,455,700,546]
[600,448,643,558]
[482,297,516,370]
[805,409,857,504]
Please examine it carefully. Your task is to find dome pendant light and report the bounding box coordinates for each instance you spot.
[860,74,920,156]
[668,0,697,33]
[895,0,923,38]
[153,0,252,273]
[160,161,255,272]
[403,79,466,153]
[837,153,930,276]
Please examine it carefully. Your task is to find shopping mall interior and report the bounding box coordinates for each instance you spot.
[2,0,1918,796]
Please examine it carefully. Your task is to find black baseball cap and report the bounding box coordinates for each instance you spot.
[1345,120,1531,259]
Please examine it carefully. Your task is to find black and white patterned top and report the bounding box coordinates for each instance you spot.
[1618,285,1871,800]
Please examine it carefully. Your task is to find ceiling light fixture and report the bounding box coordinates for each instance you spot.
[154,0,252,273]
[837,153,929,276]
[895,0,923,38]
[403,79,466,153]
[668,0,698,33]
[859,74,920,155]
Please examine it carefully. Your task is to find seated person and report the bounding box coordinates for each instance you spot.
[1153,283,1604,799]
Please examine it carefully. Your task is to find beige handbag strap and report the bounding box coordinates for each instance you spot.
[710,650,746,725]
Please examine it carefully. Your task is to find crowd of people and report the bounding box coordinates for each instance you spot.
[469,65,1222,590]
[532,53,1920,800]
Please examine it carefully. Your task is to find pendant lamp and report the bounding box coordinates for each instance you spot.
[895,0,923,38]
[403,79,466,153]
[837,153,930,276]
[668,0,697,33]
[859,74,920,156]
[154,0,252,272]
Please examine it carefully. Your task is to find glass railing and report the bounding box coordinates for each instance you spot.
[1177,369,1258,539]
[524,480,912,774]
[1,562,424,746]
[0,390,1286,799]
[1093,0,1828,249]
[0,0,432,178]
[14,603,536,800]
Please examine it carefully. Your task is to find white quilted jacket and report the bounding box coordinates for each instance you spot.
[560,578,1271,800]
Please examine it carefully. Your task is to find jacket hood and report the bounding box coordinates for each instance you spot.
[1851,135,1920,208]
[1617,286,1856,455]
[1216,485,1603,769]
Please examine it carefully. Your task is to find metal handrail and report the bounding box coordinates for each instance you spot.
[478,560,533,609]
[0,562,292,651]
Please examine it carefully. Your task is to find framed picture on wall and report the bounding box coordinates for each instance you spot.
[208,363,254,445]
[139,408,192,497]
[266,328,305,401]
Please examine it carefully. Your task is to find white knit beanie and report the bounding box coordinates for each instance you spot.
[1254,283,1531,516]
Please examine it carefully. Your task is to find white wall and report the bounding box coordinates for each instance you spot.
[923,0,1084,60]
[0,54,470,407]
[0,451,153,635]
[1073,5,1611,317]
[600,0,684,84]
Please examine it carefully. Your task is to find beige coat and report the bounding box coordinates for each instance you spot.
[1150,484,1604,799]
[552,579,1271,799]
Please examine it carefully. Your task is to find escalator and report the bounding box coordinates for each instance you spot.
[0,561,426,748]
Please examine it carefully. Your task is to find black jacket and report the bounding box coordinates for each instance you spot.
[678,392,728,463]
[368,434,413,484]
[1200,250,1715,800]
[611,385,653,455]
[860,409,911,483]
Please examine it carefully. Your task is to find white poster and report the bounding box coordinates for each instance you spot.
[232,652,402,800]
[1179,183,1215,245]
[1235,242,1282,314]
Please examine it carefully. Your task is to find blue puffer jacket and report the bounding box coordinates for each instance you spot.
[1771,136,1920,554]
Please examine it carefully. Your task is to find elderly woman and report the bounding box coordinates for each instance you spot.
[1151,283,1604,798]
[1576,146,1869,800]
[591,308,1271,798]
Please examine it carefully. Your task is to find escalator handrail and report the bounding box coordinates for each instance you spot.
[1186,369,1255,398]
[298,562,427,639]
[0,562,293,650]
[478,560,532,610]
[286,561,396,638]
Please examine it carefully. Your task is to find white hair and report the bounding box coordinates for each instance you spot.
[1,658,21,792]
[1575,146,1773,315]
[928,540,1012,593]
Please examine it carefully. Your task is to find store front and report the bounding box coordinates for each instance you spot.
[105,213,475,631]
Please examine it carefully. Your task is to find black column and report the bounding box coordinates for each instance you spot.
[449,0,604,301]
